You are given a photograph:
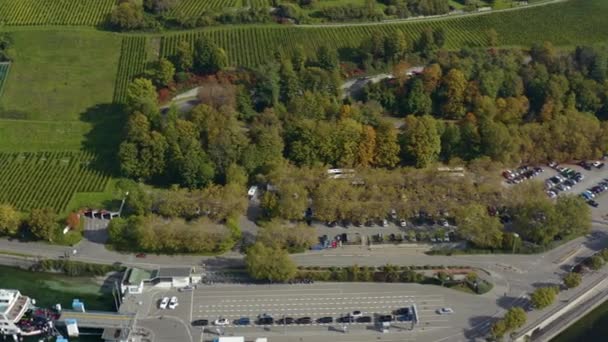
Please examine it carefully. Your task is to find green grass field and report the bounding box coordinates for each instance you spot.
[0,30,121,121]
[160,0,608,67]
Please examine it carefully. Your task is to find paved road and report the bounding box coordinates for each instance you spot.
[135,283,496,342]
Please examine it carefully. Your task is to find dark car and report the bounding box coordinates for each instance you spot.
[378,315,393,323]
[316,317,333,324]
[135,252,146,258]
[296,317,312,324]
[588,200,599,207]
[356,316,372,323]
[234,317,250,325]
[337,316,355,323]
[277,317,294,325]
[257,317,274,325]
[393,307,410,316]
[191,319,208,326]
[397,314,413,322]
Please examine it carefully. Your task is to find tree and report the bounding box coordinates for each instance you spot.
[0,204,20,236]
[384,30,407,62]
[126,78,158,114]
[316,45,339,71]
[436,271,449,286]
[66,213,80,230]
[503,307,526,330]
[402,78,432,116]
[373,121,400,168]
[588,255,604,270]
[109,1,144,30]
[554,196,591,238]
[511,195,559,246]
[357,125,376,167]
[563,272,582,289]
[455,204,503,249]
[491,319,507,339]
[174,40,193,71]
[143,0,178,13]
[245,242,296,282]
[147,58,175,87]
[400,115,441,168]
[193,37,228,74]
[439,69,467,119]
[257,220,316,252]
[531,286,558,309]
[28,208,57,242]
[486,28,498,47]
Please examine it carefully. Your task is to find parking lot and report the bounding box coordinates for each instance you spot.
[141,283,495,342]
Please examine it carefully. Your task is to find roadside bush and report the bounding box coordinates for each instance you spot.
[531,286,559,309]
[34,260,124,277]
[563,272,582,289]
[588,255,605,270]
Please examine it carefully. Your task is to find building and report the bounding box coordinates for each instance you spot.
[121,267,202,295]
[0,289,33,335]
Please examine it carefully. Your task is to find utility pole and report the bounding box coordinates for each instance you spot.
[118,191,129,216]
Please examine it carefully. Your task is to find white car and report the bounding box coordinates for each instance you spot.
[159,297,169,310]
[382,219,389,227]
[214,318,230,326]
[437,307,454,315]
[350,310,363,318]
[168,296,178,310]
[400,219,407,227]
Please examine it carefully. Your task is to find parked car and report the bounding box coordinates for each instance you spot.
[159,297,169,310]
[296,317,312,324]
[350,311,363,318]
[135,253,146,258]
[277,317,294,325]
[191,319,208,326]
[168,296,178,310]
[378,315,393,322]
[257,317,274,325]
[214,318,230,326]
[179,285,195,292]
[316,317,333,324]
[356,316,372,323]
[588,200,599,208]
[437,307,454,315]
[399,219,407,227]
[234,317,250,325]
[393,307,410,316]
[337,316,355,323]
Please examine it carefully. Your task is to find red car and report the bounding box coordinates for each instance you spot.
[135,253,146,258]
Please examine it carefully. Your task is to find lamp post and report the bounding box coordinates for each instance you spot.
[512,233,520,253]
[200,327,204,342]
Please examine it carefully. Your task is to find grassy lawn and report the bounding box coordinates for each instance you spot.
[0,119,92,151]
[0,30,121,122]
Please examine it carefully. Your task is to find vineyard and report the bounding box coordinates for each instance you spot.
[113,36,148,103]
[0,152,110,212]
[0,62,9,96]
[167,0,240,17]
[0,0,115,26]
[160,0,608,68]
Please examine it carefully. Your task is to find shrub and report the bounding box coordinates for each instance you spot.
[563,272,582,289]
[531,286,559,309]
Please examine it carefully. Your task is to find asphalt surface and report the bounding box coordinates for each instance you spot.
[136,283,495,342]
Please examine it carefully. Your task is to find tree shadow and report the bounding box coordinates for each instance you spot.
[79,103,127,175]
[464,315,495,339]
[532,281,558,289]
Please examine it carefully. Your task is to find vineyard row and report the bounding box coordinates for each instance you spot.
[114,36,148,103]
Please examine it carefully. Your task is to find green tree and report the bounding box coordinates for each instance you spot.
[143,0,178,13]
[257,220,316,252]
[491,319,507,339]
[531,286,558,309]
[276,183,309,221]
[503,307,526,330]
[436,271,449,286]
[439,69,467,119]
[147,58,175,87]
[126,78,158,114]
[563,272,582,289]
[554,196,591,238]
[373,121,400,168]
[28,208,57,242]
[174,40,193,71]
[0,204,20,236]
[279,58,300,103]
[454,204,504,249]
[589,255,604,270]
[400,115,441,168]
[316,45,339,71]
[245,242,296,282]
[403,78,432,115]
[512,195,559,246]
[109,1,144,30]
[193,36,228,74]
[384,30,407,62]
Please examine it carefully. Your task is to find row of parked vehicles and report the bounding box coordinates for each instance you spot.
[580,179,608,207]
[158,296,178,310]
[191,307,428,327]
[503,166,544,184]
[545,166,584,198]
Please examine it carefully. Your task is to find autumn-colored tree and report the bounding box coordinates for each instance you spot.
[400,115,441,168]
[357,125,377,167]
[440,69,467,119]
[66,213,80,230]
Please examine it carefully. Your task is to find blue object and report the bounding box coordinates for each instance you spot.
[56,337,69,342]
[72,299,85,312]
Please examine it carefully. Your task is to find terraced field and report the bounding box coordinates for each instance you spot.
[0,0,115,26]
[0,152,110,212]
[114,36,149,103]
[160,0,608,67]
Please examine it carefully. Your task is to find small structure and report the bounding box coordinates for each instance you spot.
[0,289,33,335]
[121,267,202,295]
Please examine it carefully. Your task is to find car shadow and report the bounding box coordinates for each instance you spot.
[464,315,495,339]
